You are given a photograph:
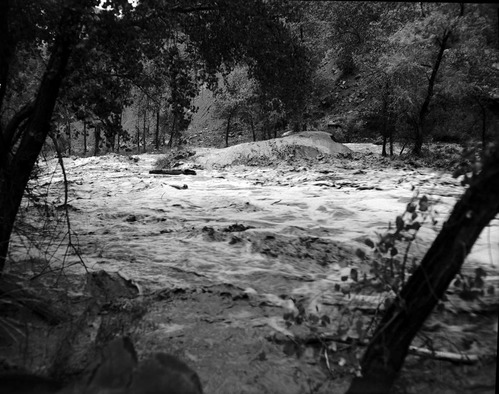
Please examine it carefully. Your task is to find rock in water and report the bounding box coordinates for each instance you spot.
[64,337,203,394]
[84,337,138,391]
[129,353,203,394]
[14,337,204,394]
[0,373,62,394]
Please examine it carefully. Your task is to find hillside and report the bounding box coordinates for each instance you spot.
[185,57,377,150]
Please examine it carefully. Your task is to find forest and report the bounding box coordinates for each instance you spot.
[0,1,498,394]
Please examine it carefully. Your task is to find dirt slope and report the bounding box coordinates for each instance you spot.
[193,131,351,168]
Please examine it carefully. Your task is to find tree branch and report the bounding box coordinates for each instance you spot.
[3,101,35,147]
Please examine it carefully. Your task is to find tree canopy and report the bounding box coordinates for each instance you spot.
[0,0,314,271]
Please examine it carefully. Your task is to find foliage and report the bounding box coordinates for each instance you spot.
[451,267,494,301]
[359,194,437,293]
[164,45,199,146]
[0,0,315,273]
[359,188,496,302]
[298,2,498,152]
[376,4,498,153]
[213,66,258,146]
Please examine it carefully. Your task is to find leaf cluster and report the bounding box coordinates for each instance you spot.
[452,267,494,302]
[358,194,437,293]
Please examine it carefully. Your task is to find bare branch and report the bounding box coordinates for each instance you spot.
[50,134,88,274]
[3,101,35,146]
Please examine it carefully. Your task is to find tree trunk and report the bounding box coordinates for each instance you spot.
[155,108,160,150]
[399,141,408,156]
[250,116,256,142]
[412,29,451,155]
[263,118,270,140]
[482,110,486,149]
[66,119,71,156]
[225,111,233,148]
[413,123,424,156]
[389,127,394,157]
[168,114,176,149]
[142,109,147,153]
[381,87,389,158]
[347,145,499,394]
[0,5,82,273]
[94,125,101,156]
[112,113,119,152]
[83,121,87,155]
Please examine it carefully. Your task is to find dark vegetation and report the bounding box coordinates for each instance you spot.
[0,1,498,393]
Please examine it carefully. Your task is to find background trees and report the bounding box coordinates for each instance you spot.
[213,67,258,147]
[292,2,498,153]
[366,3,498,153]
[0,0,314,272]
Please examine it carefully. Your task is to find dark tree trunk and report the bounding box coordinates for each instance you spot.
[94,125,101,156]
[347,146,499,394]
[413,123,424,156]
[117,130,120,153]
[112,113,120,152]
[155,108,160,150]
[118,111,122,153]
[250,116,256,142]
[66,119,71,156]
[389,127,394,157]
[0,6,82,273]
[225,111,233,148]
[142,109,147,153]
[399,140,408,156]
[168,114,176,149]
[380,85,390,158]
[83,121,87,155]
[481,107,487,149]
[412,29,451,155]
[264,118,271,140]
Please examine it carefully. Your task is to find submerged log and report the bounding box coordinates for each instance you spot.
[149,169,197,175]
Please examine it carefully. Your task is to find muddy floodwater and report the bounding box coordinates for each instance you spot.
[7,143,498,394]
